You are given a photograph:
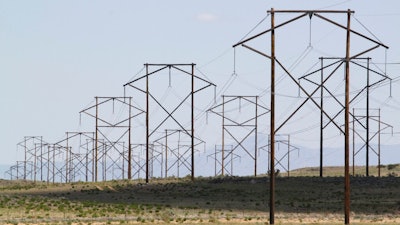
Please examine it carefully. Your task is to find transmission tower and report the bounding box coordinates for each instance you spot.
[124,63,215,182]
[208,95,269,176]
[80,96,144,181]
[233,9,388,224]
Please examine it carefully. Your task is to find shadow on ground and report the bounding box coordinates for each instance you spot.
[23,176,400,215]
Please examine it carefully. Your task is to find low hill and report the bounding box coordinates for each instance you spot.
[289,164,400,177]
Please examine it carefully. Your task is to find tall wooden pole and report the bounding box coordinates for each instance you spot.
[165,130,168,178]
[378,109,381,177]
[255,96,258,176]
[352,108,355,176]
[53,144,55,183]
[40,137,43,181]
[344,9,351,225]
[47,145,50,183]
[221,96,225,176]
[128,97,132,179]
[366,58,370,176]
[66,133,69,183]
[146,64,150,183]
[269,8,276,225]
[24,137,27,180]
[287,135,290,177]
[191,63,195,181]
[320,58,324,177]
[95,97,98,182]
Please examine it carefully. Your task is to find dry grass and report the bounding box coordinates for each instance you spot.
[289,164,400,177]
[0,165,399,225]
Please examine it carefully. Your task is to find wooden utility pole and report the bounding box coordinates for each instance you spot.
[344,9,351,225]
[269,8,276,225]
[146,64,150,183]
[191,63,195,181]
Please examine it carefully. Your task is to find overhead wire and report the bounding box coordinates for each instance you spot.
[317,0,353,10]
[198,13,271,109]
[270,14,317,124]
[140,7,400,169]
[198,48,233,70]
[126,65,145,84]
[215,13,270,98]
[238,13,270,43]
[376,96,400,111]
[352,14,383,44]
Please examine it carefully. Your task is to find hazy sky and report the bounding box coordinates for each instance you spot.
[1,1,400,175]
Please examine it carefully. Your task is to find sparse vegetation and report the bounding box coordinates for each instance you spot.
[0,165,399,224]
[387,163,399,170]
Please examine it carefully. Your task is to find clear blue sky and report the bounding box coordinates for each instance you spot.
[1,1,400,175]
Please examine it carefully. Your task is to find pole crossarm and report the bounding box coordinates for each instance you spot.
[233,12,308,48]
[313,13,388,49]
[208,95,270,126]
[53,132,94,146]
[79,97,144,127]
[350,60,391,83]
[152,129,206,147]
[234,9,390,50]
[123,64,216,92]
[300,59,343,80]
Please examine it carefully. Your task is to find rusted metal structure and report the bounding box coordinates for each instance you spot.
[233,8,388,225]
[208,95,269,176]
[124,63,215,182]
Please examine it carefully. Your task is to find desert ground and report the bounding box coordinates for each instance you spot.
[0,165,399,225]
